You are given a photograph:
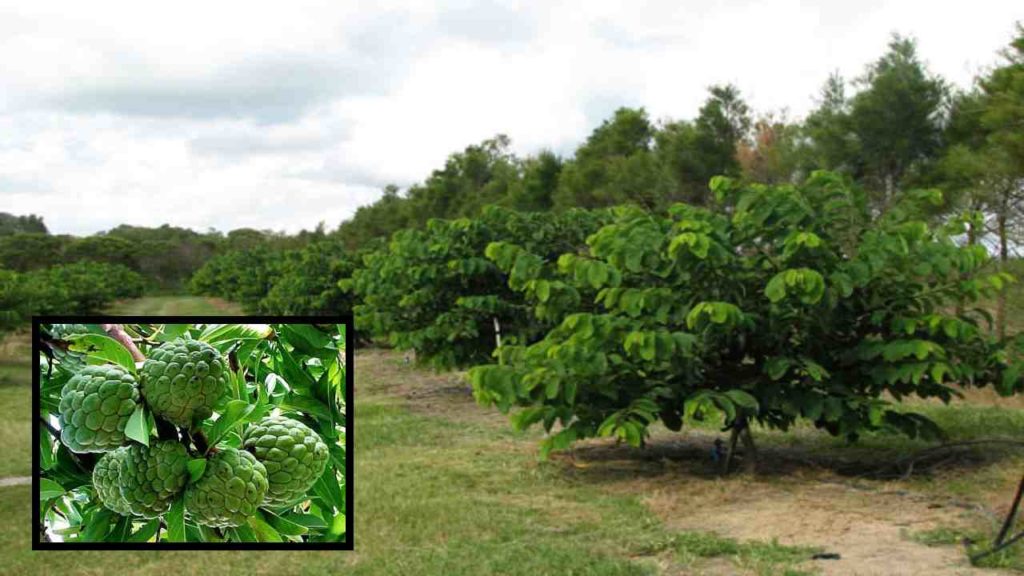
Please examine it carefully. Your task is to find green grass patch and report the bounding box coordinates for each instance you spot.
[667,532,819,575]
[907,525,1024,572]
[106,296,243,316]
[0,386,31,477]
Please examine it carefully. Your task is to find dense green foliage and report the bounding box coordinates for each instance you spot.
[39,323,347,543]
[0,262,145,333]
[189,237,368,316]
[470,173,1024,455]
[348,206,614,369]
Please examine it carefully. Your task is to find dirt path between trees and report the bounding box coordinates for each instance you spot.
[0,477,30,487]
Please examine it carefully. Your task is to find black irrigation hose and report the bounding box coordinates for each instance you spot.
[971,530,1024,563]
[996,474,1024,545]
[970,473,1024,563]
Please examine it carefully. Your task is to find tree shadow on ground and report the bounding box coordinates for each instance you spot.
[553,429,1024,486]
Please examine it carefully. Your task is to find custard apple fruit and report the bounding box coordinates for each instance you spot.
[49,323,91,339]
[185,448,268,527]
[118,441,189,518]
[92,447,134,516]
[58,364,141,453]
[243,416,329,506]
[141,338,229,427]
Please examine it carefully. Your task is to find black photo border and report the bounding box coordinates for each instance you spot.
[32,315,354,551]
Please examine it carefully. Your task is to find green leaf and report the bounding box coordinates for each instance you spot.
[724,390,759,412]
[535,280,551,303]
[206,400,255,449]
[156,323,190,342]
[187,458,207,484]
[283,513,329,530]
[248,511,284,542]
[261,508,309,536]
[329,512,347,540]
[228,524,259,542]
[199,324,273,344]
[81,509,113,542]
[127,518,161,543]
[279,394,333,421]
[765,357,791,380]
[165,497,185,542]
[279,324,332,357]
[125,405,149,447]
[39,478,65,500]
[765,274,786,303]
[40,428,55,471]
[67,334,136,373]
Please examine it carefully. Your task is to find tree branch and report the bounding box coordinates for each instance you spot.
[39,418,60,440]
[102,324,146,363]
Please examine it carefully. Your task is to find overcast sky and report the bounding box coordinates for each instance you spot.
[1,1,1021,236]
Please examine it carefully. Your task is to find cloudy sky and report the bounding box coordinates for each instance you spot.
[1,1,1021,236]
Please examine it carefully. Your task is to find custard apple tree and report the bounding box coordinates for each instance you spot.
[38,321,348,544]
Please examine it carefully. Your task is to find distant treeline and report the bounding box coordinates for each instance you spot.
[2,29,1022,330]
[330,34,1020,259]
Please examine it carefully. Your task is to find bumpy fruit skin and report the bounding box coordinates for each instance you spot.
[243,416,330,505]
[92,447,134,516]
[50,323,90,339]
[185,448,268,527]
[118,441,189,518]
[58,364,141,453]
[141,338,229,427]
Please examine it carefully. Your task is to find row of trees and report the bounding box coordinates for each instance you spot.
[339,172,1022,457]
[188,237,367,317]
[0,263,144,333]
[0,223,329,291]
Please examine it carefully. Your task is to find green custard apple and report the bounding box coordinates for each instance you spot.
[185,448,268,527]
[58,364,141,453]
[118,441,189,518]
[242,416,330,506]
[141,338,229,427]
[49,323,91,339]
[92,447,134,516]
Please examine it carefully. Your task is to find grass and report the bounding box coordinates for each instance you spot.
[0,387,31,478]
[105,296,244,316]
[2,293,1022,574]
[908,526,1024,572]
[0,330,824,576]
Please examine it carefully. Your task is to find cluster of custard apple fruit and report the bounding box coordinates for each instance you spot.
[55,335,330,529]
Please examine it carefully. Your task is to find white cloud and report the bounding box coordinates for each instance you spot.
[0,0,1021,235]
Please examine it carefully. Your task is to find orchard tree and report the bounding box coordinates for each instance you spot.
[63,236,141,270]
[470,172,1022,461]
[258,239,365,317]
[347,206,613,369]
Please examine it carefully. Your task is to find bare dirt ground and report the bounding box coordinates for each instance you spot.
[363,347,1021,575]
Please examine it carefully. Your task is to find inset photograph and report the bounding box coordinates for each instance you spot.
[33,318,351,549]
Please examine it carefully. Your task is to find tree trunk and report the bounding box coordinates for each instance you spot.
[997,193,1009,339]
[958,207,979,317]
